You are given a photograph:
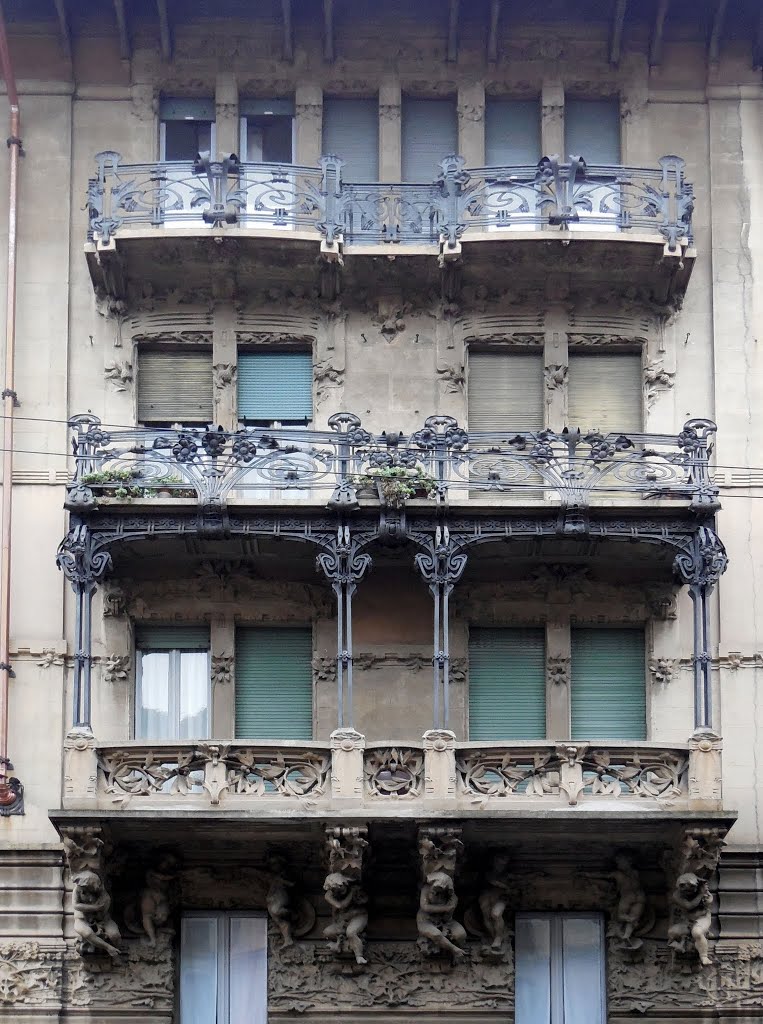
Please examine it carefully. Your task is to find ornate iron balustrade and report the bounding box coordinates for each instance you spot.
[87,151,694,252]
[66,413,719,512]
[456,741,690,807]
[69,737,710,813]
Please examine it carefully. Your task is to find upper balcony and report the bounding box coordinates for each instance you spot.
[85,152,695,305]
[64,412,719,518]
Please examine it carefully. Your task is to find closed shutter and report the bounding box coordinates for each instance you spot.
[567,352,642,434]
[401,98,458,182]
[565,98,620,164]
[135,625,210,650]
[485,99,540,166]
[235,627,313,740]
[138,350,213,424]
[570,628,646,740]
[468,351,544,432]
[469,627,546,740]
[237,351,313,424]
[322,99,379,182]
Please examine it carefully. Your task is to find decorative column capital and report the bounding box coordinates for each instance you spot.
[673,526,728,587]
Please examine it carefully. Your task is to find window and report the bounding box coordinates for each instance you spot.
[401,97,458,182]
[137,349,213,426]
[235,626,313,739]
[180,913,267,1024]
[240,99,294,163]
[571,628,646,740]
[485,98,540,166]
[564,99,620,164]
[237,350,313,426]
[322,98,379,181]
[467,350,544,433]
[135,626,210,740]
[515,913,605,1024]
[469,628,546,740]
[567,351,642,434]
[160,98,215,160]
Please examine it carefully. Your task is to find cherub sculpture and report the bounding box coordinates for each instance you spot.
[137,852,178,945]
[667,872,713,966]
[609,853,650,951]
[322,871,368,965]
[478,852,513,955]
[72,869,121,958]
[417,870,467,961]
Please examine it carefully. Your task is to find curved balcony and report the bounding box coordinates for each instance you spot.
[65,413,719,516]
[85,153,695,303]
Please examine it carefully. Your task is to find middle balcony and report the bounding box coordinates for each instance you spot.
[85,153,695,305]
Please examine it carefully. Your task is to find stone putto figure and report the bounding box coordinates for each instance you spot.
[668,872,713,967]
[417,870,468,961]
[477,852,513,956]
[323,871,369,965]
[608,853,652,951]
[323,826,369,966]
[72,869,122,959]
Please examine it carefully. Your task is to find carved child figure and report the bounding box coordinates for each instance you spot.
[323,871,368,966]
[417,870,467,961]
[668,872,713,966]
[138,852,179,945]
[610,853,648,950]
[266,872,296,949]
[72,869,121,958]
[478,852,513,954]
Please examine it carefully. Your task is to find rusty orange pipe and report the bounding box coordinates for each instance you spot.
[0,0,20,801]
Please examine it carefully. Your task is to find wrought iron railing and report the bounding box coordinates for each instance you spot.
[66,413,719,512]
[82,739,695,811]
[87,152,694,252]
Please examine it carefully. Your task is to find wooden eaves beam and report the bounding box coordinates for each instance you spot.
[447,0,459,62]
[323,0,334,63]
[113,0,131,61]
[649,0,670,68]
[708,0,728,64]
[281,0,293,62]
[52,0,71,61]
[157,0,172,62]
[487,0,500,63]
[609,0,627,66]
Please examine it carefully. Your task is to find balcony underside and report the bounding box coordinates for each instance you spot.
[86,230,694,307]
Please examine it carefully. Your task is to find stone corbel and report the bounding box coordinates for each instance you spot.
[555,742,588,806]
[62,826,121,959]
[423,729,457,801]
[323,827,369,966]
[666,827,725,968]
[330,728,365,800]
[688,729,723,809]
[417,827,467,961]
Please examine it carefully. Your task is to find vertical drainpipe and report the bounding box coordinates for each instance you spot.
[0,1,24,813]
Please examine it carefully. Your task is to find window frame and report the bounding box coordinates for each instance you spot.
[134,631,212,741]
[466,619,650,742]
[514,912,606,1024]
[239,99,296,164]
[180,911,268,1024]
[158,98,217,162]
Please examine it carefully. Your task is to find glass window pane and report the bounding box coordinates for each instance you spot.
[229,916,268,1024]
[163,120,213,161]
[180,916,218,1024]
[136,651,171,740]
[179,651,210,739]
[562,915,605,1024]
[565,99,620,164]
[515,914,552,1024]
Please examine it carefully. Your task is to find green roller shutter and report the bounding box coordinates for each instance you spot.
[135,625,210,650]
[469,627,546,740]
[138,350,213,424]
[322,98,379,182]
[401,98,458,182]
[567,352,642,434]
[468,351,544,432]
[571,628,646,740]
[237,351,313,424]
[235,627,313,740]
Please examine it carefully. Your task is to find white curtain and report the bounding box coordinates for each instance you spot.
[562,915,605,1024]
[137,651,171,739]
[515,915,552,1024]
[179,651,210,739]
[180,916,218,1024]
[229,916,268,1024]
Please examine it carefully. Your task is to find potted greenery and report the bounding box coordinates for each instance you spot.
[351,466,439,509]
[81,467,144,500]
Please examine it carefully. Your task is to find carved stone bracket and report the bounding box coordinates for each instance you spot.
[61,827,121,960]
[323,827,369,966]
[417,827,466,962]
[666,828,725,968]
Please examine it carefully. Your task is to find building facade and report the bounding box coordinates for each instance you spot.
[0,0,762,1020]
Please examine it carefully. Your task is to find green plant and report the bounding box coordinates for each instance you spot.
[351,465,439,509]
[82,467,145,499]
